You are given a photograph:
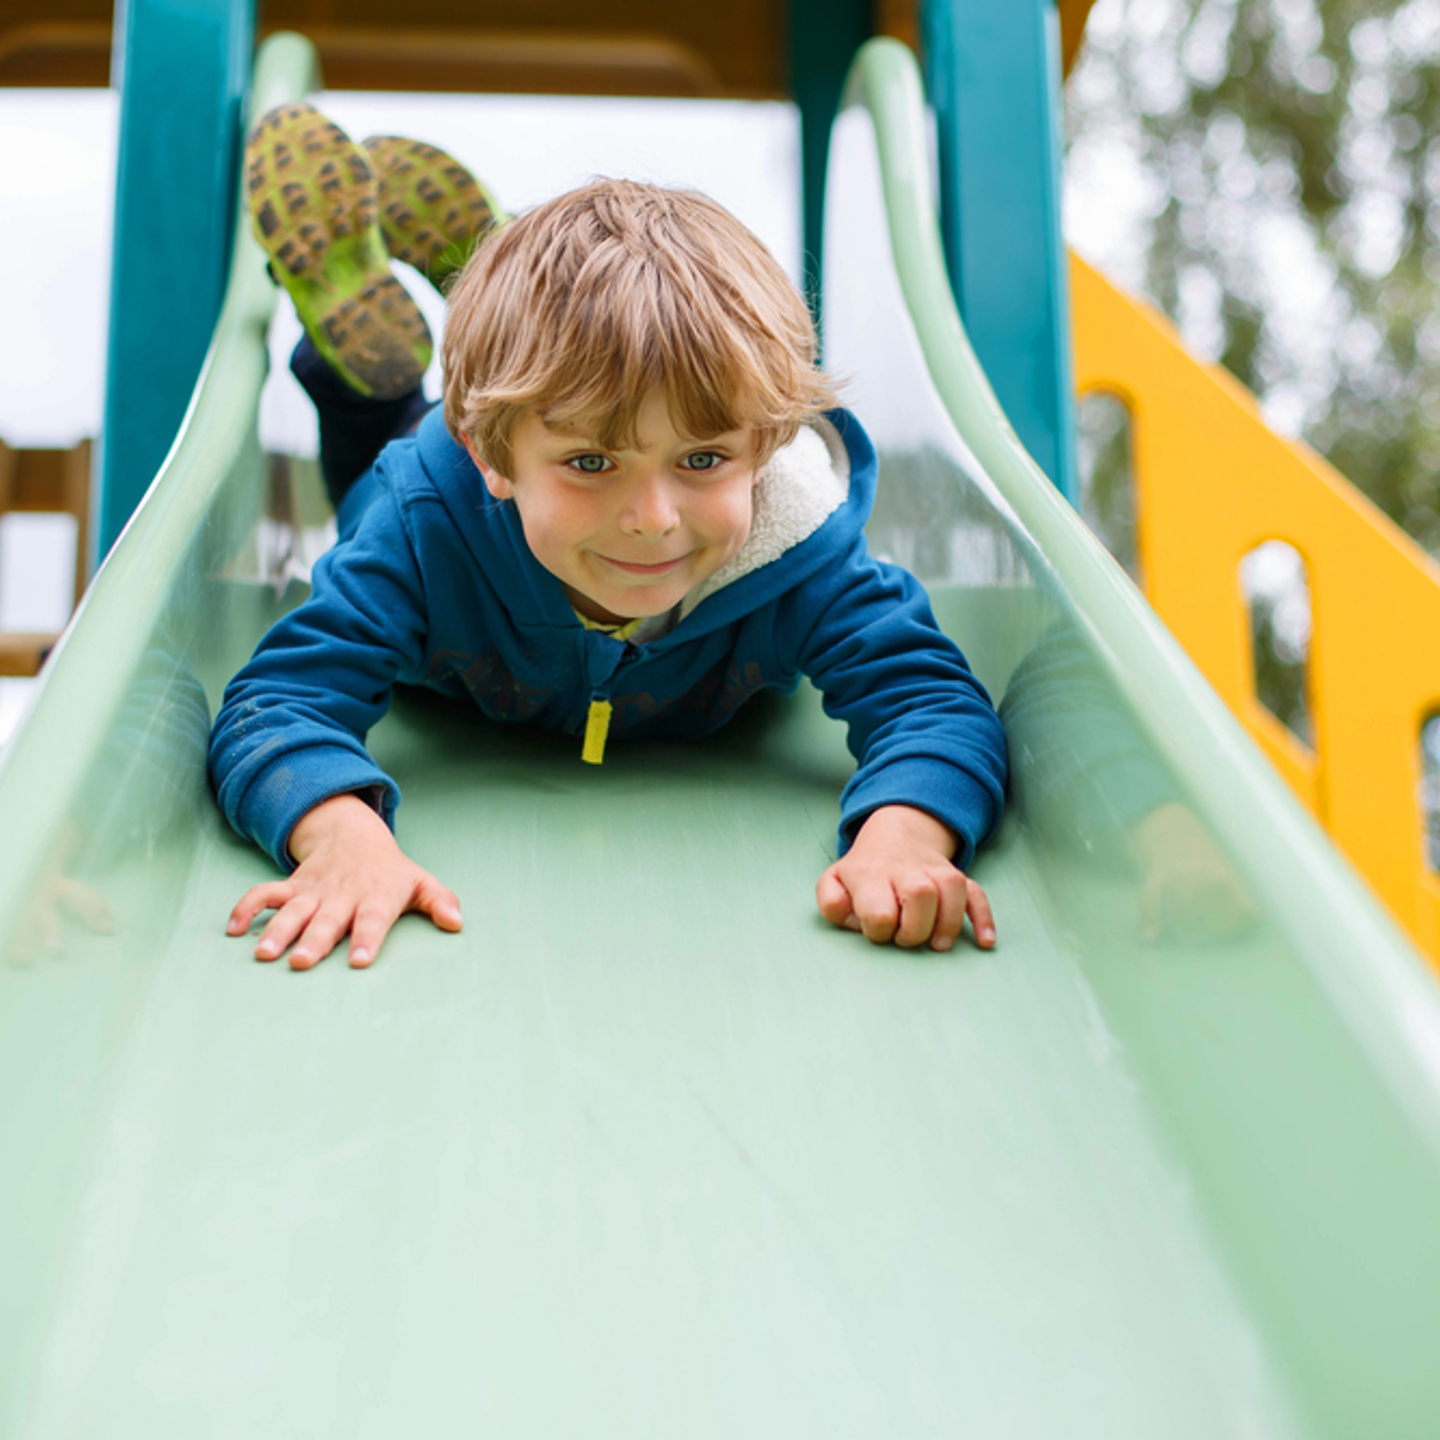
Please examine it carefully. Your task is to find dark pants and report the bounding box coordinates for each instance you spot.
[291,335,437,510]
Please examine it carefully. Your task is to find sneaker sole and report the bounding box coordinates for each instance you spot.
[246,103,431,399]
[362,136,505,290]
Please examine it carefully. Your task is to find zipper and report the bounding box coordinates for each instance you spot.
[582,691,612,765]
[579,640,640,766]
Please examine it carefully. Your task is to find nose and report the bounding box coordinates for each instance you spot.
[619,469,680,538]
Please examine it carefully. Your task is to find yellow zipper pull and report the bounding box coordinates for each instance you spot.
[582,698,613,765]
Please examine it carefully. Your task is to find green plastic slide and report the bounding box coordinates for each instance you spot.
[3,34,1440,1437]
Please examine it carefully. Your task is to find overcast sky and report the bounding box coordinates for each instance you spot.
[0,89,802,452]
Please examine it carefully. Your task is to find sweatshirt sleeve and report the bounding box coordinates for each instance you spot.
[208,487,432,871]
[790,545,1008,868]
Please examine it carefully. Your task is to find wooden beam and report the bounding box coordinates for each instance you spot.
[0,634,58,678]
[1059,0,1099,77]
[298,26,723,97]
[0,439,92,606]
[0,12,780,95]
[0,23,109,86]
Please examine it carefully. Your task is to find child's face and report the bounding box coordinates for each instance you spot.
[466,389,760,625]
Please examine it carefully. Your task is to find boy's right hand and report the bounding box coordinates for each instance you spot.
[225,793,463,970]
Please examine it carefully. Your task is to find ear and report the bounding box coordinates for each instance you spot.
[462,433,514,500]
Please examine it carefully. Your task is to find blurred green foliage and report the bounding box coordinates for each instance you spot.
[1067,0,1440,553]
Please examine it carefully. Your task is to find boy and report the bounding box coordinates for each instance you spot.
[210,104,1007,971]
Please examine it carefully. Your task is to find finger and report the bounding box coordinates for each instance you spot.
[228,881,296,935]
[851,881,900,944]
[966,879,997,949]
[347,903,401,968]
[254,894,320,962]
[892,875,939,948]
[289,903,354,971]
[1209,878,1259,940]
[55,878,115,936]
[815,867,859,931]
[928,870,970,952]
[411,875,464,933]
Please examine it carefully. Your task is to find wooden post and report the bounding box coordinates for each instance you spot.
[0,437,94,672]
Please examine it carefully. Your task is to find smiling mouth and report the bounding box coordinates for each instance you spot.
[597,554,689,576]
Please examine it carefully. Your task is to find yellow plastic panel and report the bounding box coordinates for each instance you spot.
[1072,253,1440,961]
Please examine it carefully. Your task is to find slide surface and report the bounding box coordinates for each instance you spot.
[3,35,1440,1438]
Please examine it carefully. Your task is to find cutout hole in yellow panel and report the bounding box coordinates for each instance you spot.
[1419,713,1440,873]
[1240,540,1314,750]
[1077,390,1141,584]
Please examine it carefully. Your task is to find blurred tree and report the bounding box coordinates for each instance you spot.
[1067,0,1440,554]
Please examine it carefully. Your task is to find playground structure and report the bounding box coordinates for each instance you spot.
[9,0,1437,964]
[1073,260,1440,962]
[4,2,1440,1431]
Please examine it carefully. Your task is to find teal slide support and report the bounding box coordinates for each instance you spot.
[787,0,870,325]
[921,0,1079,501]
[3,32,1440,1434]
[97,0,255,561]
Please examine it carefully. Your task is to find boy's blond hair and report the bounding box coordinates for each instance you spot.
[442,179,836,476]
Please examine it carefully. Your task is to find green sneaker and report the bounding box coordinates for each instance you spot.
[245,102,432,399]
[362,135,506,291]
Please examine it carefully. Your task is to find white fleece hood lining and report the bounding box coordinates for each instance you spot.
[680,416,851,618]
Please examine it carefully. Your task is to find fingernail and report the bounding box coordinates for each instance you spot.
[933,937,953,952]
[256,941,276,957]
[350,948,371,965]
[843,915,861,931]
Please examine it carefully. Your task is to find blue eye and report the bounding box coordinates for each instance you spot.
[681,451,724,471]
[571,454,610,474]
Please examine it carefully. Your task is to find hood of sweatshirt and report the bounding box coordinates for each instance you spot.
[410,406,878,643]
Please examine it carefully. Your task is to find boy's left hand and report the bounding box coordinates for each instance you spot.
[816,804,995,952]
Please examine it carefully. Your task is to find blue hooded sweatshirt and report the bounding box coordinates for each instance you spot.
[209,406,1007,871]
